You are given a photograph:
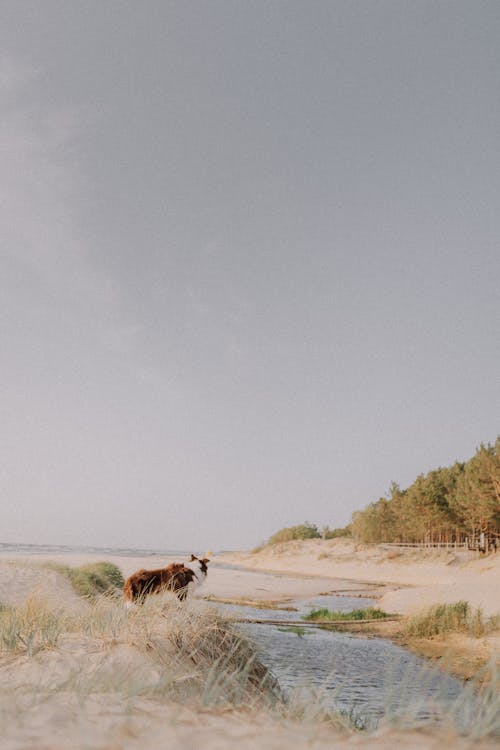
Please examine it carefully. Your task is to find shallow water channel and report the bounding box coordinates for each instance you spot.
[215,584,477,728]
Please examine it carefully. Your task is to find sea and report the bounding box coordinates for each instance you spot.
[0,542,196,558]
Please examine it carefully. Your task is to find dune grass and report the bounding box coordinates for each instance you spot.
[127,598,281,708]
[403,601,499,638]
[0,593,281,708]
[0,597,62,656]
[46,561,125,599]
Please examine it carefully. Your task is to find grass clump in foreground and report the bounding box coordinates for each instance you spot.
[0,597,62,656]
[49,561,125,599]
[403,600,499,638]
[0,594,287,713]
[138,600,283,709]
[303,607,393,622]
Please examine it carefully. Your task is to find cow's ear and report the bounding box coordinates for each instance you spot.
[190,554,197,561]
[201,558,210,565]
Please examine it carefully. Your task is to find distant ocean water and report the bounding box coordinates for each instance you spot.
[0,542,193,558]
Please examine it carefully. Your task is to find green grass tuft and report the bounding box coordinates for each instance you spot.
[48,562,125,599]
[303,607,392,622]
[277,625,309,637]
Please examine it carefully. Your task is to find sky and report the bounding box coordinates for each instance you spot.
[1,2,499,552]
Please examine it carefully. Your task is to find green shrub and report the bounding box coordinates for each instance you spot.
[267,522,321,546]
[322,525,352,539]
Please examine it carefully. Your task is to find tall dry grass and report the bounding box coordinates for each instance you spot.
[403,601,499,638]
[0,593,282,709]
[0,597,62,656]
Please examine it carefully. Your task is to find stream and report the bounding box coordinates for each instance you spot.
[215,583,478,728]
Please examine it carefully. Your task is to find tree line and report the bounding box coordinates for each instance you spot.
[262,437,500,549]
[350,437,500,546]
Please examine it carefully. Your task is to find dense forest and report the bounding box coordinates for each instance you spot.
[350,438,500,548]
[263,438,500,551]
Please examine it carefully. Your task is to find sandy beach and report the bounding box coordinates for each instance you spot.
[7,537,499,614]
[217,539,500,617]
[0,549,380,607]
[0,543,499,749]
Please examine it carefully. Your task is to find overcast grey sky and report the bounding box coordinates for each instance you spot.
[1,2,499,551]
